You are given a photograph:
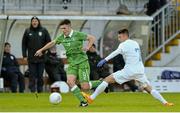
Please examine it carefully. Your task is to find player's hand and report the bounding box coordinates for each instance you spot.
[82,47,89,52]
[97,59,107,67]
[34,49,43,56]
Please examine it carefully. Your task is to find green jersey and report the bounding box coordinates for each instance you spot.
[54,30,88,65]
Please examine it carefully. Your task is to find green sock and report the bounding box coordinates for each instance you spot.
[90,80,102,89]
[71,85,86,102]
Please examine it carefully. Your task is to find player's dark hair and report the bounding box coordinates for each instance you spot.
[118,29,129,36]
[60,19,71,26]
[4,42,11,47]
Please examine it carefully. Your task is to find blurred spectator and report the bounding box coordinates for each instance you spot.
[44,46,66,83]
[24,69,30,78]
[160,0,167,8]
[145,0,167,47]
[62,0,71,9]
[112,54,138,92]
[146,0,167,16]
[103,31,118,56]
[22,16,51,93]
[86,44,110,80]
[116,4,130,15]
[1,42,25,93]
[112,54,125,72]
[87,44,111,92]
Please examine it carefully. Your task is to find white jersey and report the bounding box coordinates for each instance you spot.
[105,39,145,75]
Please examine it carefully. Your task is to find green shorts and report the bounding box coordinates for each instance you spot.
[67,60,90,83]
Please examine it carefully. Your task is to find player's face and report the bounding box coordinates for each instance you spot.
[60,24,71,36]
[118,33,127,42]
[31,19,39,28]
[4,44,11,53]
[118,34,124,42]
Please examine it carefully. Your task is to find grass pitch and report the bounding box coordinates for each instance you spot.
[0,92,179,112]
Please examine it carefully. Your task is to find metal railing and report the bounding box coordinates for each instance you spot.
[145,0,180,61]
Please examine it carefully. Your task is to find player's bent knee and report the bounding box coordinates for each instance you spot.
[80,83,90,90]
[104,75,116,84]
[66,75,76,88]
[143,84,152,94]
[66,80,76,88]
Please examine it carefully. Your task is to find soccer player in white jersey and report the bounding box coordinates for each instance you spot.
[82,29,174,106]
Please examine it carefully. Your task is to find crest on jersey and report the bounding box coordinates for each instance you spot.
[10,56,14,60]
[29,33,32,36]
[39,32,42,36]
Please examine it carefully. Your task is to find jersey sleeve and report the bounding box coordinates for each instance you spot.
[105,44,123,61]
[54,35,62,44]
[77,32,87,41]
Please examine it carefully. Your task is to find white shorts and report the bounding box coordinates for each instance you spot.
[112,69,150,87]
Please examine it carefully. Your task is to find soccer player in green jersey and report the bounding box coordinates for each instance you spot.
[35,19,102,107]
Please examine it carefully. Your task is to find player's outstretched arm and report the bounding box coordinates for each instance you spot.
[97,47,121,67]
[85,34,95,51]
[35,41,56,56]
[105,48,121,61]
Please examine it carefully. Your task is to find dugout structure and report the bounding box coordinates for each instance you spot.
[0,15,7,73]
[0,15,153,73]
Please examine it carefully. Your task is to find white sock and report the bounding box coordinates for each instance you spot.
[90,81,108,100]
[89,82,92,89]
[71,85,78,92]
[150,89,167,104]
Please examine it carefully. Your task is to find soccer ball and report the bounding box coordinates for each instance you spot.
[49,92,62,104]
